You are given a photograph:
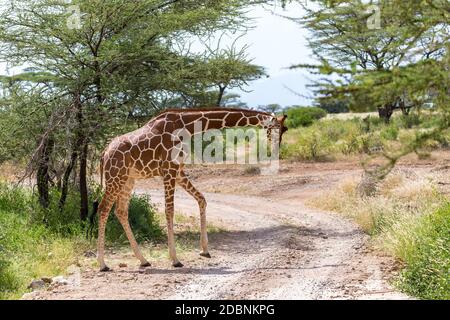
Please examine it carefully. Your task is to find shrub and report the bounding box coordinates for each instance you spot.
[0,183,89,299]
[281,112,449,162]
[397,114,421,129]
[0,183,163,299]
[0,183,29,213]
[282,127,335,161]
[308,172,449,299]
[281,118,386,160]
[285,106,327,128]
[380,124,399,141]
[104,194,163,243]
[394,203,450,300]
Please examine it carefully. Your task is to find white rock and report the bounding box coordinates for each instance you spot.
[52,276,69,285]
[21,292,37,300]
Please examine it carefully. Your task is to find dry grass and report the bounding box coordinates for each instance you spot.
[308,169,444,235]
[0,162,25,182]
[307,169,449,299]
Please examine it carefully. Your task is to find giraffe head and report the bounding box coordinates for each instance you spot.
[277,114,289,144]
[263,114,288,145]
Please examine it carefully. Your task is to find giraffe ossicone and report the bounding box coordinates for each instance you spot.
[95,107,288,271]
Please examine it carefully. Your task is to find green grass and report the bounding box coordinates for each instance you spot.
[392,203,450,299]
[281,113,450,161]
[309,172,449,299]
[0,183,163,300]
[0,183,89,299]
[0,182,224,299]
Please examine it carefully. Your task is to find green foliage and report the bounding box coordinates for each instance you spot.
[380,125,399,141]
[294,0,449,127]
[398,114,422,129]
[396,203,450,300]
[296,130,333,161]
[0,183,89,299]
[104,194,163,244]
[0,0,263,223]
[281,113,450,161]
[317,99,349,114]
[193,45,266,106]
[284,106,327,128]
[310,171,449,299]
[0,183,30,213]
[0,183,163,299]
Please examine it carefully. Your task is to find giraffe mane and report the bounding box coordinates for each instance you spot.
[154,107,273,118]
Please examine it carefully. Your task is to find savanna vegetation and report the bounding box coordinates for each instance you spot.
[0,0,265,299]
[0,0,448,300]
[281,111,450,161]
[0,182,164,299]
[274,0,449,300]
[282,107,449,299]
[310,171,449,299]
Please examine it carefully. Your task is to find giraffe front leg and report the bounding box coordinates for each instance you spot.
[199,202,210,258]
[164,175,183,267]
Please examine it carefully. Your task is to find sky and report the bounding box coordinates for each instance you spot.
[229,5,315,108]
[0,4,315,108]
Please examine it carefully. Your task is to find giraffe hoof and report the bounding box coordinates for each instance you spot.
[99,266,112,272]
[200,252,211,258]
[173,262,184,268]
[140,262,152,268]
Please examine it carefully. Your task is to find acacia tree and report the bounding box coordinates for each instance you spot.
[275,0,449,182]
[202,46,265,106]
[290,0,449,122]
[145,45,265,107]
[258,103,283,114]
[0,0,259,219]
[171,42,265,107]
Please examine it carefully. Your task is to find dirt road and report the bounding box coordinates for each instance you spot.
[25,159,428,300]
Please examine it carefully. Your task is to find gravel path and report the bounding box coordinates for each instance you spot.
[27,181,409,300]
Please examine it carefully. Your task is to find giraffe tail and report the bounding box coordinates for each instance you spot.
[87,151,105,239]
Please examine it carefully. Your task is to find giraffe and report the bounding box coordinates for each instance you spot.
[95,107,288,271]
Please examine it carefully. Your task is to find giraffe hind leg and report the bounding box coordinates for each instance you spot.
[177,172,210,258]
[97,193,115,272]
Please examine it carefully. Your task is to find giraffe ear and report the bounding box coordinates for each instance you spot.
[277,114,287,122]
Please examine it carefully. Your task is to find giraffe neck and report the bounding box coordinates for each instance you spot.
[175,109,274,134]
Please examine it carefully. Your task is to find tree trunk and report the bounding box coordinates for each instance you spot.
[79,140,89,221]
[216,86,226,107]
[73,92,90,221]
[36,135,54,209]
[58,148,78,210]
[378,104,394,123]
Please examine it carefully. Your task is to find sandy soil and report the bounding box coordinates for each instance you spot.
[25,151,450,300]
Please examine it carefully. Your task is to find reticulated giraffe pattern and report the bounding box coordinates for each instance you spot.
[96,107,288,271]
